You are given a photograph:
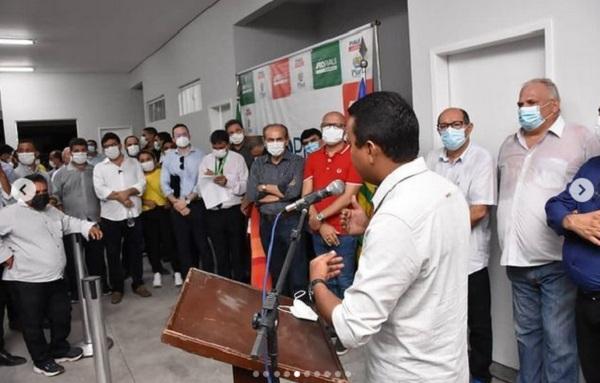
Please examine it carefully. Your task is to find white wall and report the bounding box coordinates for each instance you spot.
[408,0,600,155]
[129,0,274,152]
[0,73,144,146]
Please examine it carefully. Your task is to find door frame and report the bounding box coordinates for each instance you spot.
[429,19,554,148]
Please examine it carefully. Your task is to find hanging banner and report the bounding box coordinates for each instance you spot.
[236,23,377,155]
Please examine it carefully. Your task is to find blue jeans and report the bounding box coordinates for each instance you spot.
[313,234,357,299]
[507,262,578,383]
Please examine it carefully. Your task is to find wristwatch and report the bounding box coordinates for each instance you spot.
[316,212,325,222]
[308,278,327,304]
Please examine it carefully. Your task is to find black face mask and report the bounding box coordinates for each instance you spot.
[30,192,49,211]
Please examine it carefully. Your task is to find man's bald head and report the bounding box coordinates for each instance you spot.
[321,111,346,128]
[437,108,470,126]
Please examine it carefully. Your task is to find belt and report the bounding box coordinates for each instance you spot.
[579,290,600,301]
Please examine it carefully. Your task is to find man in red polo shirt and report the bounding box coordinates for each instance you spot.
[303,111,362,300]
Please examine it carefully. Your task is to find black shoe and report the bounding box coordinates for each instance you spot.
[0,349,27,366]
[33,360,65,377]
[53,347,83,363]
[334,337,348,356]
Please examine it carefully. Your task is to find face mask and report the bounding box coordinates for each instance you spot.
[154,141,162,151]
[519,105,546,131]
[104,145,121,160]
[279,291,318,322]
[440,127,467,151]
[229,132,244,145]
[126,144,140,157]
[266,141,285,157]
[72,152,88,165]
[213,148,228,159]
[322,126,345,145]
[164,149,176,156]
[140,136,148,147]
[18,152,35,166]
[141,161,155,172]
[304,141,320,155]
[49,160,57,169]
[175,136,190,148]
[30,192,49,211]
[87,145,96,153]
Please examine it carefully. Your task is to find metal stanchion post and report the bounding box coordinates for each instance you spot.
[70,234,94,357]
[83,276,112,383]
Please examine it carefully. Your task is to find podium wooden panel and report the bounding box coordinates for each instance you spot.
[162,269,348,383]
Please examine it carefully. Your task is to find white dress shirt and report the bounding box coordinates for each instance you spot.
[93,157,146,221]
[426,142,497,274]
[497,117,600,266]
[198,150,248,209]
[0,201,94,283]
[331,157,470,383]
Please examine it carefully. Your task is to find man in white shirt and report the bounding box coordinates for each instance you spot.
[198,130,249,282]
[93,132,151,304]
[0,174,102,377]
[497,78,600,383]
[426,107,496,383]
[310,91,470,382]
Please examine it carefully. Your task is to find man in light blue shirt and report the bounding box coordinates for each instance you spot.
[160,123,212,279]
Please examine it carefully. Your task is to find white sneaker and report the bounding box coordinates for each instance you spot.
[174,272,183,287]
[153,272,162,288]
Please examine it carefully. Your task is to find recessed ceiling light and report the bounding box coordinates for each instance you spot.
[0,67,34,72]
[0,38,35,45]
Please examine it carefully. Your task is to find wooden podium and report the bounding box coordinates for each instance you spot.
[162,269,348,383]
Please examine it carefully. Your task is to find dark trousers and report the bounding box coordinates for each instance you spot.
[206,205,248,282]
[576,289,600,382]
[100,217,144,293]
[259,213,307,298]
[64,234,107,299]
[142,207,179,273]
[9,279,71,364]
[468,267,493,382]
[170,200,212,278]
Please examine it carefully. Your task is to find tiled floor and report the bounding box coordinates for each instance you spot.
[2,265,512,382]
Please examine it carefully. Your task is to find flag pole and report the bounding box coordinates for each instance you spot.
[373,20,383,91]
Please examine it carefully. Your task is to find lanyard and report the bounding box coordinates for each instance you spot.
[372,169,427,216]
[214,154,227,175]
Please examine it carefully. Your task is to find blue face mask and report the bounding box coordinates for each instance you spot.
[304,141,320,155]
[519,105,546,131]
[440,127,466,151]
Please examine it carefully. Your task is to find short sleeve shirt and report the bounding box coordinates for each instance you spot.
[303,144,362,232]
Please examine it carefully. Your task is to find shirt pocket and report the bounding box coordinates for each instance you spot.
[532,158,568,190]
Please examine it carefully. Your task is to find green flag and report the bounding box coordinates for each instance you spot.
[239,72,255,106]
[311,41,342,89]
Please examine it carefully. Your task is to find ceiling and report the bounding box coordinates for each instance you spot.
[0,0,219,73]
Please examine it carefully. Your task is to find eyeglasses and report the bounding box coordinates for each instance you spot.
[179,156,184,170]
[437,121,466,131]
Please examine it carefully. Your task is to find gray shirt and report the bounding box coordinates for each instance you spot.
[52,163,101,221]
[0,201,94,283]
[247,150,304,215]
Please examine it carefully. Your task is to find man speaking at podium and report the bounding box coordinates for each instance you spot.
[309,92,470,382]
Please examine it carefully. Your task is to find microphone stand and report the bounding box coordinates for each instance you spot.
[250,204,310,382]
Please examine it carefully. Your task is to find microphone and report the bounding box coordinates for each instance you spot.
[284,179,345,212]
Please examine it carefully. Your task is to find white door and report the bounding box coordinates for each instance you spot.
[98,126,133,145]
[446,35,545,369]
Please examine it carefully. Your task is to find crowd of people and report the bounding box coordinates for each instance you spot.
[0,77,598,383]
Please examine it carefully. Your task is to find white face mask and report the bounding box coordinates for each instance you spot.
[229,132,244,145]
[175,136,190,148]
[266,141,285,157]
[154,141,162,151]
[141,161,155,172]
[322,126,345,145]
[18,152,35,166]
[278,291,318,322]
[87,145,96,153]
[72,152,88,165]
[140,136,148,147]
[126,144,140,157]
[164,149,176,156]
[49,160,57,169]
[213,148,228,159]
[104,145,121,160]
